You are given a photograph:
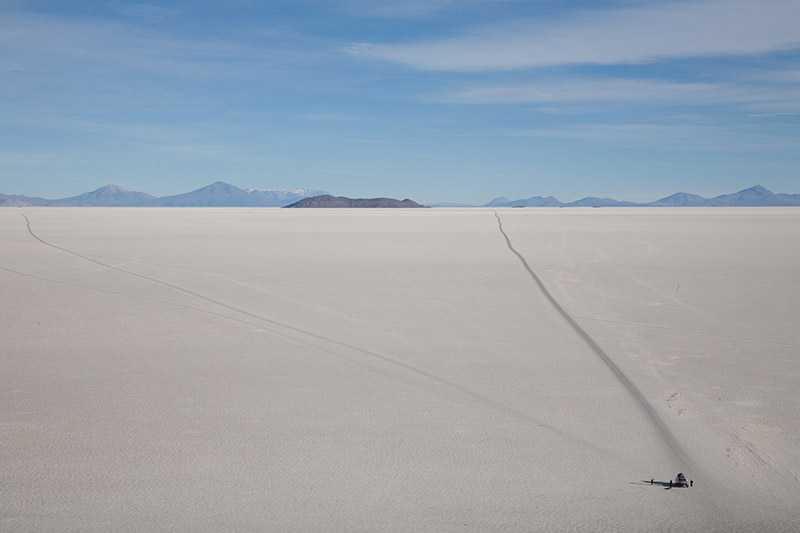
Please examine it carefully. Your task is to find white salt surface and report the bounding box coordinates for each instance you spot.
[1,207,798,532]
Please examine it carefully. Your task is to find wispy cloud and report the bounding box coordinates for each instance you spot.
[446,80,726,104]
[0,11,314,145]
[0,13,274,81]
[749,69,800,84]
[443,77,800,113]
[345,0,800,71]
[106,1,181,21]
[506,122,800,153]
[295,112,370,122]
[340,0,483,19]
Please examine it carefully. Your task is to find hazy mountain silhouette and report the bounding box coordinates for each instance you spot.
[148,181,252,207]
[565,197,640,207]
[0,184,154,206]
[0,182,325,207]
[3,183,799,208]
[146,181,326,207]
[0,193,51,207]
[59,184,155,206]
[483,196,563,207]
[703,185,800,206]
[648,192,709,207]
[476,185,800,208]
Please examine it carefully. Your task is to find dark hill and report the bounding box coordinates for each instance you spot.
[284,195,426,208]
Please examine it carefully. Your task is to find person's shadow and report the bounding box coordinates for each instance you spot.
[633,479,683,490]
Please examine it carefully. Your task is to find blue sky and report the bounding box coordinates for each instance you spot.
[2,0,799,204]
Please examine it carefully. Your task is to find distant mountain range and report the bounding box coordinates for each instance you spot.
[147,182,327,207]
[285,195,425,208]
[2,183,799,208]
[478,185,800,208]
[0,182,326,207]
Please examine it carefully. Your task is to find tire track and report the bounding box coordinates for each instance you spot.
[0,264,277,332]
[64,246,798,349]
[492,210,693,468]
[19,213,634,468]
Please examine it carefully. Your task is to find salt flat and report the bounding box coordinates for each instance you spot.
[1,207,798,532]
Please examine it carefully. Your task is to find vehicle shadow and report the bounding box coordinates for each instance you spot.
[633,480,687,490]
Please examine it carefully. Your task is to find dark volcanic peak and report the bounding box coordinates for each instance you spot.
[284,195,426,208]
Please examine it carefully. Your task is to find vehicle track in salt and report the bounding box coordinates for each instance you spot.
[72,243,798,349]
[18,213,633,469]
[492,210,788,527]
[492,210,694,469]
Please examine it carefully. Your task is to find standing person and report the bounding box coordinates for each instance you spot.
[669,480,673,488]
[690,479,693,487]
[650,478,654,485]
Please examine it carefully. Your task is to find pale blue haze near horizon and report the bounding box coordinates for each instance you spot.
[2,0,799,205]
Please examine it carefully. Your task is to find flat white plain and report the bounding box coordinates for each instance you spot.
[1,207,798,532]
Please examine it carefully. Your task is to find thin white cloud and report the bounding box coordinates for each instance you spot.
[444,78,800,113]
[0,13,275,80]
[345,0,800,71]
[446,80,725,104]
[341,0,458,18]
[295,113,370,122]
[507,122,800,153]
[0,11,325,137]
[106,2,180,21]
[748,113,800,118]
[750,69,800,84]
[340,0,509,19]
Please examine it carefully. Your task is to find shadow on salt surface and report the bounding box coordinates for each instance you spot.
[633,480,692,490]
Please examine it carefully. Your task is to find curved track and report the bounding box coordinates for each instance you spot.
[492,210,692,467]
[19,212,633,466]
